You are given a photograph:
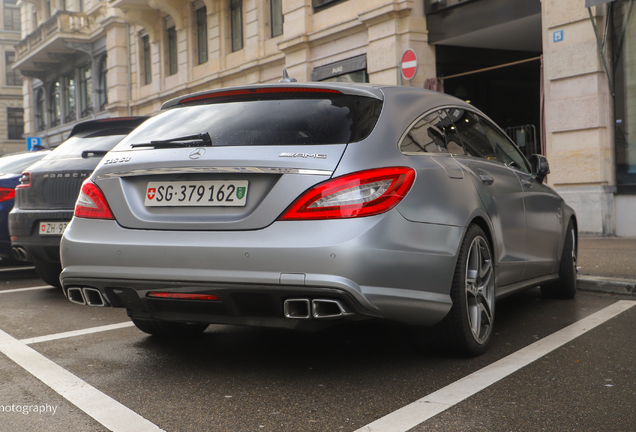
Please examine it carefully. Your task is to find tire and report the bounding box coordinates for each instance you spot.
[541,220,577,299]
[435,224,496,357]
[131,318,208,337]
[34,261,62,288]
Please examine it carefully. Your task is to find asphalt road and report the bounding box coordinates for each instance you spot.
[1,261,634,432]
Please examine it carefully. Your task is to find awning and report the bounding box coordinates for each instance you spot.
[585,0,615,7]
[311,55,367,81]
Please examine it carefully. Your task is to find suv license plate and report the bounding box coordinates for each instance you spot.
[39,222,69,235]
[145,180,249,207]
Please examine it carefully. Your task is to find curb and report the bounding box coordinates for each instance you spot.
[577,275,636,297]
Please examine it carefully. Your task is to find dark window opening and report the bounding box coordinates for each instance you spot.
[79,64,93,118]
[230,0,243,52]
[5,51,21,85]
[35,89,45,131]
[7,108,24,140]
[141,34,152,85]
[63,74,76,123]
[613,1,636,189]
[3,0,20,31]
[98,56,108,110]
[167,26,178,76]
[196,7,208,64]
[271,0,283,38]
[49,81,61,127]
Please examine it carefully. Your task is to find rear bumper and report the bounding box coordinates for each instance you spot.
[8,208,73,263]
[61,211,463,327]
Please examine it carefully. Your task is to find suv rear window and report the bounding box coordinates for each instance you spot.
[114,95,383,150]
[43,135,126,160]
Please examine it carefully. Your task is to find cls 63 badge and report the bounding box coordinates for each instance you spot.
[103,156,132,165]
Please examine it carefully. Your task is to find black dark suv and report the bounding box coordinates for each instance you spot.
[9,117,147,287]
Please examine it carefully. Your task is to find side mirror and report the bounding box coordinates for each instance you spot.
[530,154,550,184]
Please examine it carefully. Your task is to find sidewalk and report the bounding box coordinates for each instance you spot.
[577,236,636,297]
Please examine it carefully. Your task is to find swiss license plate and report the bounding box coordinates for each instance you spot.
[145,180,249,207]
[39,221,69,235]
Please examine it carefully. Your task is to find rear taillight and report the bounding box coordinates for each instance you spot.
[74,179,115,220]
[16,171,31,189]
[279,167,416,220]
[0,187,15,202]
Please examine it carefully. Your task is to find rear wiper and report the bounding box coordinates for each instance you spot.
[82,150,109,158]
[131,132,212,149]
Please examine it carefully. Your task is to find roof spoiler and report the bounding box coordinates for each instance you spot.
[67,117,150,138]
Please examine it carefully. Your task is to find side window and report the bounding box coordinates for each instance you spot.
[400,111,449,154]
[480,117,531,173]
[447,109,496,160]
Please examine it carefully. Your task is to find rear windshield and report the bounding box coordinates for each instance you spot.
[43,135,126,160]
[0,151,49,175]
[113,95,383,150]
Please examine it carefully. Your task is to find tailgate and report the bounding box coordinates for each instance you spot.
[94,144,346,231]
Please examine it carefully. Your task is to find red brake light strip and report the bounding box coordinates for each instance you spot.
[147,292,219,301]
[178,87,342,105]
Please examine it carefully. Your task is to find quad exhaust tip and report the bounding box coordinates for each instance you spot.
[284,299,311,319]
[11,246,29,261]
[66,287,108,307]
[284,299,351,319]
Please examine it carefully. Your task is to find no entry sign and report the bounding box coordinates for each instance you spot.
[401,49,418,81]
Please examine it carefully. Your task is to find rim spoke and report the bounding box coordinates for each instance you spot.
[480,295,493,326]
[469,304,481,335]
[465,235,494,343]
[479,257,491,280]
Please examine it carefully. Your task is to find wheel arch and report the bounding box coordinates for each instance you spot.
[467,215,497,267]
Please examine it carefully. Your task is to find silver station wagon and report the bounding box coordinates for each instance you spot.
[60,81,577,356]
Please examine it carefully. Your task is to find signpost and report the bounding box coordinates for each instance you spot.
[26,137,41,151]
[401,49,418,81]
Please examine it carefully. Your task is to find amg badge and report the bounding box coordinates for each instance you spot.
[279,153,327,159]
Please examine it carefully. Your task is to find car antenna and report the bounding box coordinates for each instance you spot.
[279,69,297,83]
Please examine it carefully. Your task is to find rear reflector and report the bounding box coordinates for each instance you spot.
[279,167,416,220]
[16,171,31,189]
[147,292,219,301]
[178,87,342,105]
[0,187,15,202]
[74,179,115,220]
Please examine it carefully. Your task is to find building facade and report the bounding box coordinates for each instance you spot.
[1,0,23,154]
[11,0,636,236]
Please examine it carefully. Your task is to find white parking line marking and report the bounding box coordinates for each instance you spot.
[0,285,53,294]
[0,328,164,432]
[21,322,136,345]
[355,300,636,432]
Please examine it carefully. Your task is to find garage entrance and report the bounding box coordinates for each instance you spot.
[425,0,543,157]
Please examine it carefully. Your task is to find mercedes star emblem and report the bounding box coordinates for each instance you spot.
[189,148,206,159]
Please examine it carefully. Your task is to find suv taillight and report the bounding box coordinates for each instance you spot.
[74,179,115,220]
[16,171,31,189]
[278,167,415,220]
[0,187,15,202]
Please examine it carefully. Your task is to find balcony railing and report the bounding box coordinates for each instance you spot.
[15,11,91,62]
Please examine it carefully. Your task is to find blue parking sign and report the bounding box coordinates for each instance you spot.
[26,137,41,151]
